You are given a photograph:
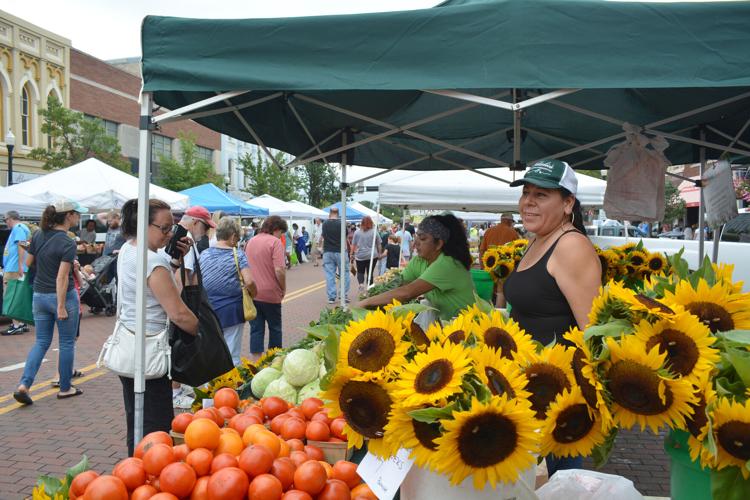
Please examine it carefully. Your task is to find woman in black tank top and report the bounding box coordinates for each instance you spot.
[503,160,602,477]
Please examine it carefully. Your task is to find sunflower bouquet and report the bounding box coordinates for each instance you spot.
[482,239,528,283]
[595,241,671,287]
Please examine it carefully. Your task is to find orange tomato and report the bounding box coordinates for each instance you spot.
[316,479,350,500]
[214,387,240,409]
[81,475,128,500]
[305,421,330,442]
[185,448,214,477]
[142,443,176,476]
[69,470,99,499]
[278,438,291,458]
[173,443,191,462]
[215,431,244,456]
[318,461,333,479]
[248,473,283,500]
[350,482,378,500]
[134,431,173,459]
[331,460,362,489]
[112,457,147,491]
[189,475,210,500]
[130,484,158,500]
[238,444,274,478]
[329,419,346,441]
[171,413,194,434]
[184,418,221,451]
[206,467,249,500]
[280,418,307,441]
[149,493,179,500]
[299,398,324,420]
[210,452,239,473]
[230,413,262,436]
[159,462,197,499]
[253,430,282,458]
[281,490,313,500]
[292,461,327,496]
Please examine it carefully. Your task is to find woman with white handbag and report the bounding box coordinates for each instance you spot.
[109,198,198,456]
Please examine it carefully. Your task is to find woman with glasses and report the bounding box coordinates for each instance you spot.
[116,198,198,455]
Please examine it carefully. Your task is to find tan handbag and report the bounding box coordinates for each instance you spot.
[233,248,257,321]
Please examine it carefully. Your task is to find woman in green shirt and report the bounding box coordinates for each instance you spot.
[357,214,475,320]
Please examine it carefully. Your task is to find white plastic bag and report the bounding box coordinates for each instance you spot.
[535,469,643,500]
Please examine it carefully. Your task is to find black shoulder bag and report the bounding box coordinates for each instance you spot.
[169,253,234,386]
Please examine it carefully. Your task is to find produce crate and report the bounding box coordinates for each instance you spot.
[170,431,185,445]
[307,440,353,464]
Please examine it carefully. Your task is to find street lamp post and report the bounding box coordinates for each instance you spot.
[224,174,231,192]
[5,130,15,186]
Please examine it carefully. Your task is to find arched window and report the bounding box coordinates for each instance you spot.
[21,84,31,146]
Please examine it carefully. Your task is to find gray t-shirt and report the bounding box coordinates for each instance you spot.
[29,230,76,294]
[104,227,126,255]
[352,228,380,261]
[79,228,97,244]
[322,219,344,253]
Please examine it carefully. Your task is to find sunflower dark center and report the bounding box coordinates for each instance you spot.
[552,404,595,443]
[648,257,665,271]
[626,265,638,275]
[415,359,454,394]
[686,394,708,438]
[485,367,515,398]
[572,349,598,409]
[348,328,395,372]
[408,322,430,347]
[339,381,392,439]
[717,421,750,461]
[486,256,497,268]
[635,294,674,315]
[686,302,734,333]
[608,361,672,415]
[630,255,645,266]
[644,328,700,377]
[446,330,466,344]
[457,412,517,468]
[525,363,571,419]
[482,327,518,358]
[498,264,512,279]
[412,419,441,451]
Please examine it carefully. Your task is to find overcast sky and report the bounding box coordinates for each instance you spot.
[3,0,440,60]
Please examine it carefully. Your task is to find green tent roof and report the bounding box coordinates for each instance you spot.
[141,0,750,170]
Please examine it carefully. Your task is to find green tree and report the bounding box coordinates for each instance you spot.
[359,200,401,223]
[303,162,340,207]
[663,181,686,224]
[240,150,304,201]
[29,95,131,171]
[155,132,224,191]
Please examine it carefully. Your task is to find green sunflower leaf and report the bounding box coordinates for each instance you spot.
[723,348,750,388]
[591,427,618,468]
[349,307,370,322]
[717,330,750,346]
[472,292,495,315]
[323,326,340,372]
[583,319,634,340]
[388,303,436,318]
[35,475,62,497]
[408,405,456,423]
[303,324,335,340]
[714,376,746,398]
[711,466,750,500]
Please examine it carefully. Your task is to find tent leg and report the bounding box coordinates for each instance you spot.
[366,201,380,287]
[398,207,406,265]
[134,93,154,445]
[712,225,722,263]
[340,152,348,310]
[698,130,706,261]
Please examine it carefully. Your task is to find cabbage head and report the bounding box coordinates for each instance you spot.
[297,379,321,405]
[282,349,320,387]
[319,361,327,380]
[250,367,281,398]
[263,377,298,403]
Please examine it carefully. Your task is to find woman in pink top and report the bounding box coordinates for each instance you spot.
[244,215,288,355]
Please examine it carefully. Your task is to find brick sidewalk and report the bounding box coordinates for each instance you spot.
[0,262,672,498]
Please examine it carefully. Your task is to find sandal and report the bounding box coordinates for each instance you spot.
[57,387,83,399]
[51,370,84,387]
[13,390,33,405]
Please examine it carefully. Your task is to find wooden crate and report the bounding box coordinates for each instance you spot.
[307,440,353,464]
[170,431,185,446]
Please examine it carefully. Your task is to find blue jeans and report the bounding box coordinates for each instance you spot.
[20,289,80,392]
[323,251,350,301]
[249,301,282,354]
[545,454,583,477]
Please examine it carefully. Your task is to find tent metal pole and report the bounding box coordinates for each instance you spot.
[513,89,521,168]
[705,125,750,151]
[698,129,706,262]
[366,200,380,287]
[423,88,579,111]
[340,137,348,310]
[290,130,343,167]
[151,90,252,124]
[646,129,750,158]
[712,225,722,263]
[287,99,332,164]
[154,92,281,125]
[218,94,283,171]
[134,92,154,445]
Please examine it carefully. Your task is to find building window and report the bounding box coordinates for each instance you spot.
[196,145,213,163]
[103,119,118,138]
[21,85,31,146]
[151,134,172,162]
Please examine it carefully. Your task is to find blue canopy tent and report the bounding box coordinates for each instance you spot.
[323,202,366,222]
[179,183,268,216]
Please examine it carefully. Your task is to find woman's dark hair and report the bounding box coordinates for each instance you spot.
[121,198,171,238]
[560,188,587,236]
[41,206,70,230]
[85,219,96,228]
[260,215,288,234]
[430,214,472,270]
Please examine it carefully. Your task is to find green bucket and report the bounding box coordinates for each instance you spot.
[664,429,711,500]
[471,269,494,302]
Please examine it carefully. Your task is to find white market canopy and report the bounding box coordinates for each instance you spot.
[6,158,189,211]
[377,168,606,211]
[285,200,329,219]
[247,194,320,218]
[0,186,47,218]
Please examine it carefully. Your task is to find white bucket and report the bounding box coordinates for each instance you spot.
[401,464,538,500]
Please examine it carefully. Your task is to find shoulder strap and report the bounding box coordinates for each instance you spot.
[233,248,245,287]
[116,247,124,319]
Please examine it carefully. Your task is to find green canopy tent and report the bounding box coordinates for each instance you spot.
[129,0,750,442]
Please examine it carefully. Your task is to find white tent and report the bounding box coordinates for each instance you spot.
[247,194,319,219]
[0,186,47,218]
[378,168,606,211]
[450,211,509,223]
[6,158,189,211]
[349,201,393,225]
[285,200,328,219]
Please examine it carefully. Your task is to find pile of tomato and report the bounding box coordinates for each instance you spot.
[67,388,376,500]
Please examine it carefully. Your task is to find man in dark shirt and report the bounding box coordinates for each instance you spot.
[321,208,350,304]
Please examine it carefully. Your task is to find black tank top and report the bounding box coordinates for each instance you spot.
[503,230,579,346]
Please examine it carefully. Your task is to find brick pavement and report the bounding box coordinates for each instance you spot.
[0,262,672,498]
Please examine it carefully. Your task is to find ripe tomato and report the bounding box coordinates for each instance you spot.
[69,470,99,499]
[329,419,346,441]
[112,457,147,491]
[210,452,239,473]
[270,413,292,435]
[244,405,266,422]
[286,438,305,452]
[280,418,307,441]
[292,460,327,496]
[310,411,332,426]
[304,445,324,462]
[190,475,210,500]
[159,462,197,498]
[305,421,330,442]
[230,413,262,436]
[262,397,289,420]
[173,443,191,462]
[289,451,309,468]
[350,482,378,500]
[281,490,313,500]
[81,475,128,500]
[186,448,214,477]
[331,460,362,489]
[218,406,238,421]
[142,443,176,476]
[171,413,194,434]
[285,408,306,421]
[213,387,240,409]
[270,458,295,491]
[238,444,274,478]
[299,398,324,420]
[206,467,249,500]
[134,431,173,459]
[149,493,179,500]
[248,473,283,500]
[316,479,350,500]
[130,484,158,500]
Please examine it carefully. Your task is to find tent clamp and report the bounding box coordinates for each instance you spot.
[510,160,526,171]
[139,115,156,131]
[340,182,350,189]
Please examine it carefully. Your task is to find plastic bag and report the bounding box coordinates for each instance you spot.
[535,469,643,500]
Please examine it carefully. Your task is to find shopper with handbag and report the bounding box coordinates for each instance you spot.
[199,217,257,365]
[112,198,198,456]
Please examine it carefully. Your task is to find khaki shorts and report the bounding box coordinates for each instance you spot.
[3,271,21,287]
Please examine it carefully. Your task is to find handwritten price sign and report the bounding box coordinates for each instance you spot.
[357,448,414,500]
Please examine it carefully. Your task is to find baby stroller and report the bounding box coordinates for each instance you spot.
[80,254,117,316]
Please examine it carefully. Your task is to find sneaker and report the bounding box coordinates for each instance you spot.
[327,299,336,305]
[1,323,28,336]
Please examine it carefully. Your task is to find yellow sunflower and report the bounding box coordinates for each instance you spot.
[472,310,537,362]
[522,344,576,420]
[712,263,743,293]
[587,281,636,327]
[320,366,394,451]
[458,303,485,324]
[433,396,539,489]
[493,260,515,280]
[709,397,750,478]
[512,239,529,249]
[563,327,613,431]
[440,314,473,345]
[663,278,750,334]
[482,249,501,273]
[253,347,282,369]
[633,313,719,385]
[686,383,717,465]
[382,404,442,469]
[627,249,648,268]
[541,387,608,458]
[606,282,676,321]
[645,252,668,274]
[337,309,409,379]
[424,321,445,343]
[605,335,696,433]
[469,344,531,403]
[393,341,472,407]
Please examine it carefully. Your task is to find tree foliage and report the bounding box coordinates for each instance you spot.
[359,200,402,224]
[663,181,687,224]
[155,132,224,192]
[240,150,304,201]
[303,162,340,207]
[29,96,131,171]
